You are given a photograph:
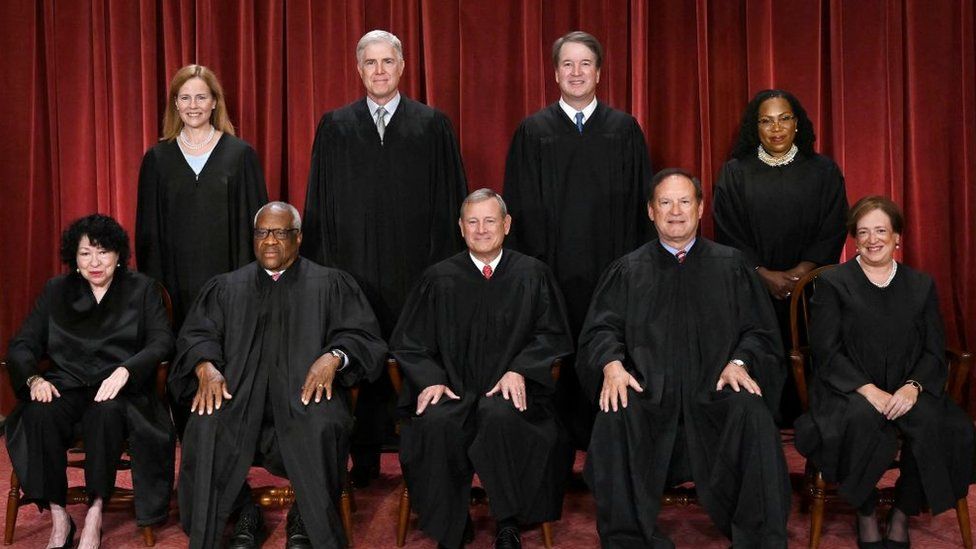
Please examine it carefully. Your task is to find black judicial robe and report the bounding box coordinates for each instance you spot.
[5,271,175,525]
[578,239,790,545]
[503,101,653,337]
[302,96,467,336]
[136,135,268,328]
[170,258,387,549]
[391,250,574,548]
[712,152,847,273]
[795,260,974,513]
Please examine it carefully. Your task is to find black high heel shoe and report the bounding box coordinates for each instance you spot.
[884,508,911,549]
[52,515,76,549]
[855,512,885,549]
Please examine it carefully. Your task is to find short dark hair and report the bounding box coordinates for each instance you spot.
[552,31,603,69]
[60,213,130,271]
[730,89,817,160]
[648,168,703,202]
[847,195,904,237]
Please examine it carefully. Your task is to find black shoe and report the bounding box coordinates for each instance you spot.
[494,525,521,549]
[53,516,76,549]
[883,508,911,549]
[350,450,381,488]
[650,529,676,549]
[286,505,313,549]
[227,505,264,549]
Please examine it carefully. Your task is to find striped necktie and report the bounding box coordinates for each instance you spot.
[676,249,687,263]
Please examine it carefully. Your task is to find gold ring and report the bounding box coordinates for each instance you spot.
[317,383,324,388]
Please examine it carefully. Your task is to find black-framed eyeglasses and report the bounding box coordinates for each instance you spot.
[253,228,299,240]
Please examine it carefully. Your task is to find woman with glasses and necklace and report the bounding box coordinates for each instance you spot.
[136,64,268,331]
[712,89,848,425]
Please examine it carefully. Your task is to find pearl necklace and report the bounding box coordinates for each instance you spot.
[179,126,215,150]
[757,144,798,167]
[856,255,898,288]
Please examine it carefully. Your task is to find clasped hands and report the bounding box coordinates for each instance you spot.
[191,352,342,415]
[757,261,815,300]
[857,383,919,420]
[29,366,130,403]
[599,360,762,413]
[415,371,527,415]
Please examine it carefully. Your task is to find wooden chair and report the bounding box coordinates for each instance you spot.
[248,385,359,547]
[788,265,974,549]
[388,358,556,548]
[3,282,175,546]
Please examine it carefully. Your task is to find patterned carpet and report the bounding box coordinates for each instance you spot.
[0,433,970,548]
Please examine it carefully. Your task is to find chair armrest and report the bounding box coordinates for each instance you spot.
[945,347,973,404]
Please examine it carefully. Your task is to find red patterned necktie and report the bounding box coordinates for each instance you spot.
[676,249,687,264]
[482,265,493,279]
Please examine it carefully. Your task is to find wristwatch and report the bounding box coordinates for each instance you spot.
[729,359,748,372]
[25,375,41,388]
[905,379,923,394]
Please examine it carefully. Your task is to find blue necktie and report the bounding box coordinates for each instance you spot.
[575,111,584,134]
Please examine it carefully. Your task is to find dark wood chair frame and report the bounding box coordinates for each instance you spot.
[789,265,974,549]
[388,358,556,548]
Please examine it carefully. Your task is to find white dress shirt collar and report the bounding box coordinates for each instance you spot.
[660,238,696,258]
[559,97,598,126]
[469,250,503,273]
[367,92,401,120]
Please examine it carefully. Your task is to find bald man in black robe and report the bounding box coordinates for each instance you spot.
[392,189,573,549]
[579,170,790,548]
[171,202,387,549]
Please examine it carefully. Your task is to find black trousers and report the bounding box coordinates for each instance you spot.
[17,387,128,506]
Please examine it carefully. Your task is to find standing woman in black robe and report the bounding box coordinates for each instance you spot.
[5,214,175,549]
[712,89,848,423]
[795,197,974,548]
[136,64,268,329]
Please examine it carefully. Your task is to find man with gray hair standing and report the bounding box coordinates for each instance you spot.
[302,29,468,483]
[172,202,387,548]
[392,189,574,549]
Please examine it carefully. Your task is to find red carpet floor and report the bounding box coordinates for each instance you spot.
[0,433,970,548]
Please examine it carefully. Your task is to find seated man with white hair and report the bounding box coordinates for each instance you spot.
[171,201,388,549]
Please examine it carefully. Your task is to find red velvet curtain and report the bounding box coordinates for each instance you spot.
[1,0,974,414]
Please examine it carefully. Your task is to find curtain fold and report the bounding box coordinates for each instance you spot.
[1,0,974,414]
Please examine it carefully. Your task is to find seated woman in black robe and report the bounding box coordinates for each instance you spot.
[5,214,175,549]
[712,89,848,424]
[795,197,974,548]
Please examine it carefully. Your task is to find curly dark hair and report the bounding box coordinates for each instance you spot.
[730,89,817,160]
[60,213,131,271]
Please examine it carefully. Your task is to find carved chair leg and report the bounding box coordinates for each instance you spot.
[957,497,973,549]
[809,472,826,549]
[141,525,155,546]
[540,521,553,548]
[4,471,21,545]
[396,485,410,547]
[340,486,354,547]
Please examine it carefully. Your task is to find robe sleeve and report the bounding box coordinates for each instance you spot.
[135,149,164,279]
[809,276,873,393]
[799,160,847,266]
[577,260,631,402]
[322,272,388,388]
[506,269,574,391]
[229,145,268,269]
[712,161,761,270]
[6,279,55,399]
[728,259,785,407]
[627,118,654,244]
[122,280,175,391]
[169,277,227,403]
[300,115,334,266]
[503,123,548,260]
[906,278,947,397]
[427,114,467,264]
[390,278,450,395]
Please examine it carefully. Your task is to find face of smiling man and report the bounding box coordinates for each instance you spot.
[358,40,404,105]
[554,41,601,110]
[647,174,703,250]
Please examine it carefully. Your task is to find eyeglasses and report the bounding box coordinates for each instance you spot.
[757,114,797,128]
[253,228,299,240]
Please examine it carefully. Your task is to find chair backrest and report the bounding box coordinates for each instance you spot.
[788,265,836,413]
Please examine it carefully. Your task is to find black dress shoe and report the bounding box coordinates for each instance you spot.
[53,516,76,549]
[494,525,521,549]
[286,505,313,549]
[227,505,264,549]
[883,508,911,549]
